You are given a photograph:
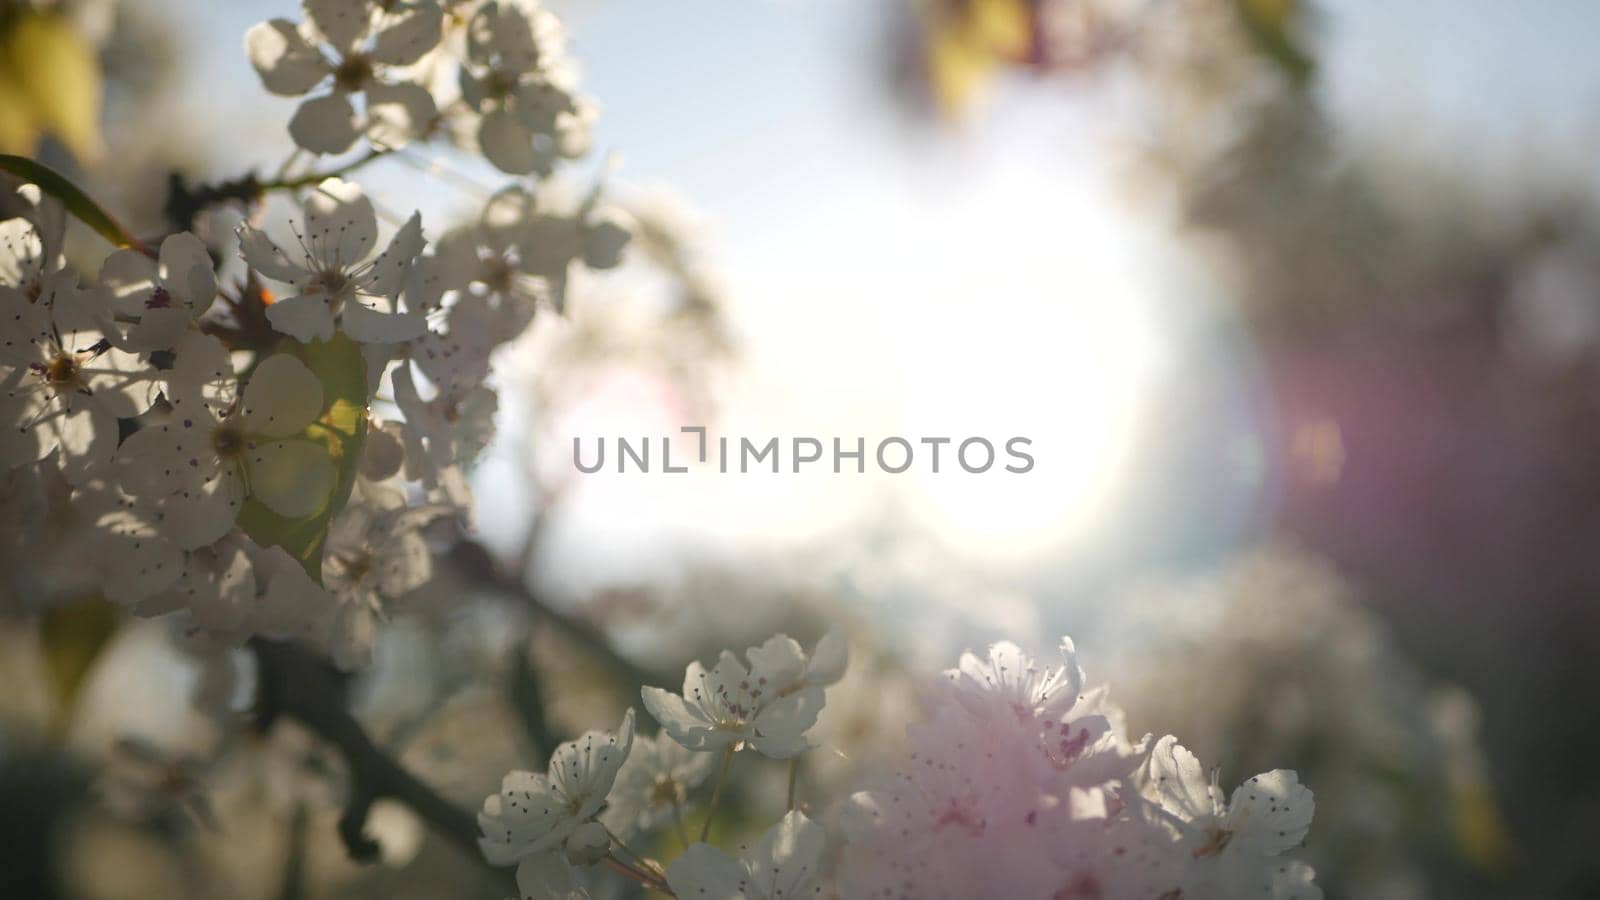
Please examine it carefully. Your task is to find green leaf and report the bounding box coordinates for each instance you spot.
[1234,0,1316,86]
[0,153,150,253]
[237,335,370,581]
[0,11,104,164]
[40,598,119,726]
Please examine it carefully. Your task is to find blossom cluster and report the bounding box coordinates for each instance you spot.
[1,0,630,668]
[477,630,1320,899]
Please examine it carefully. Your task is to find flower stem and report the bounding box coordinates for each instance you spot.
[699,745,736,843]
[672,798,691,849]
[604,854,672,894]
[787,756,800,811]
[605,825,661,879]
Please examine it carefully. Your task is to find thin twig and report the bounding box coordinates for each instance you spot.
[699,745,735,843]
[446,540,657,689]
[249,637,509,890]
[787,756,800,811]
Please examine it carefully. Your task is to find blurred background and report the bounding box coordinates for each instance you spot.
[5,0,1600,897]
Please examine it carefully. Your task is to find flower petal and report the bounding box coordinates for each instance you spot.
[159,231,217,311]
[289,91,362,155]
[365,80,438,148]
[665,844,747,900]
[243,352,325,437]
[478,108,538,175]
[362,211,425,299]
[246,18,330,95]
[369,1,443,66]
[98,248,157,316]
[304,0,370,51]
[163,468,246,550]
[343,299,426,343]
[248,438,336,518]
[305,177,378,270]
[237,224,309,285]
[266,294,337,343]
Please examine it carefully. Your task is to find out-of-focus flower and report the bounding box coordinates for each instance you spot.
[459,0,592,175]
[600,730,716,837]
[246,0,444,154]
[320,479,451,668]
[838,634,1320,900]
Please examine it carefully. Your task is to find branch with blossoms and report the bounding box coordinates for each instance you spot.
[1,1,1329,898]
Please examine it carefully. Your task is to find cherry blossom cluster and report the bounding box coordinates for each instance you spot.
[1,0,629,668]
[247,0,596,174]
[477,631,1321,899]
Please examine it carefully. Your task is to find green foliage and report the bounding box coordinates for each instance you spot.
[38,597,118,727]
[238,335,370,581]
[0,153,148,252]
[0,9,103,163]
[1234,0,1317,86]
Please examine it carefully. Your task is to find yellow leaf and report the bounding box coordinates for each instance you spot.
[237,335,370,582]
[0,11,104,163]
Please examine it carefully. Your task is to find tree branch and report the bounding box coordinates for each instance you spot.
[249,637,499,879]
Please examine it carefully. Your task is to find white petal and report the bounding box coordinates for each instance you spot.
[805,626,849,686]
[369,2,443,66]
[478,109,538,175]
[163,469,247,550]
[515,853,585,900]
[342,299,426,344]
[746,810,826,897]
[98,248,157,316]
[665,844,746,900]
[237,224,310,285]
[121,307,190,352]
[1137,735,1222,822]
[167,331,238,417]
[305,177,377,270]
[243,353,325,437]
[362,211,425,298]
[248,438,336,518]
[360,419,404,480]
[49,406,119,486]
[582,211,632,270]
[749,685,824,759]
[1226,770,1315,856]
[159,231,217,310]
[245,18,330,95]
[266,294,337,343]
[303,0,371,51]
[364,81,438,148]
[288,91,362,155]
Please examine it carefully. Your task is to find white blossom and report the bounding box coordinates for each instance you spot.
[246,0,444,154]
[459,0,591,175]
[114,332,334,548]
[1,275,152,484]
[479,709,635,887]
[99,232,218,352]
[238,179,427,346]
[640,631,836,760]
[666,810,826,900]
[1136,736,1321,900]
[600,730,716,837]
[0,183,67,304]
[319,478,449,668]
